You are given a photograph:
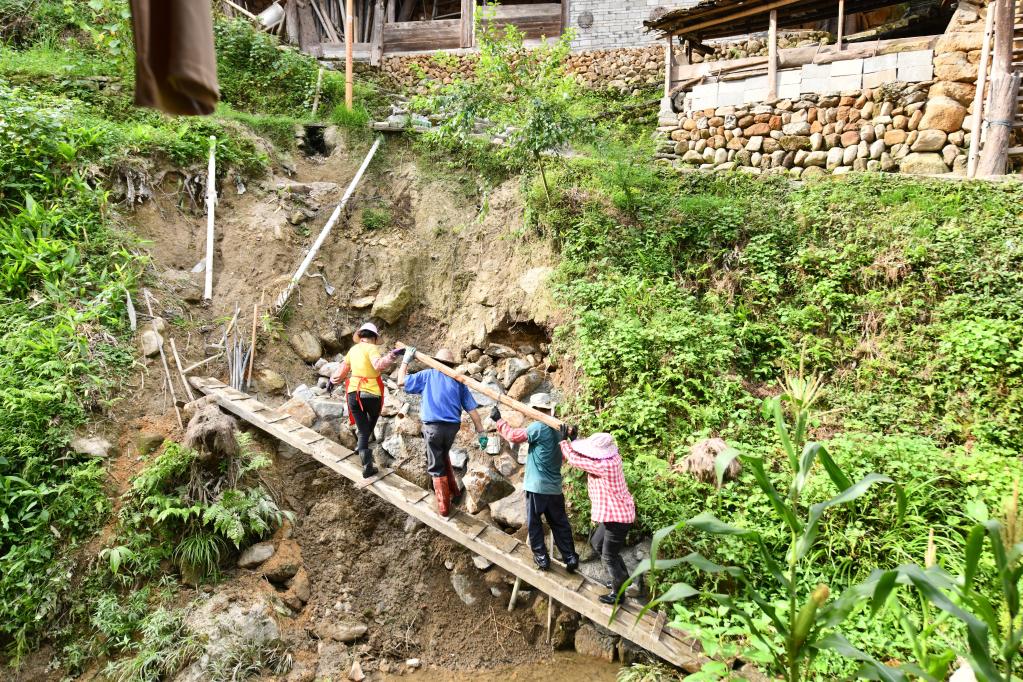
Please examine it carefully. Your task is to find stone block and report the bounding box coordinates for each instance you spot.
[829,58,863,77]
[862,69,898,90]
[778,83,801,99]
[829,74,862,91]
[897,49,934,67]
[800,77,829,94]
[778,68,801,85]
[743,87,769,104]
[897,64,933,82]
[863,54,898,72]
[801,63,830,79]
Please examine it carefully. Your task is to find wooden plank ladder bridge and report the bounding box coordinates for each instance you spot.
[188,375,731,674]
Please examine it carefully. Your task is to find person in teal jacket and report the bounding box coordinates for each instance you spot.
[493,393,579,573]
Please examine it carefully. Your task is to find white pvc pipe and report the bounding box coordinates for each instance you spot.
[967,4,996,178]
[272,136,382,316]
[204,136,216,303]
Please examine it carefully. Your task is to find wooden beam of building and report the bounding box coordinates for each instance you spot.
[767,9,777,99]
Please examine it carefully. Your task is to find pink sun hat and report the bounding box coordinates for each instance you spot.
[571,433,619,460]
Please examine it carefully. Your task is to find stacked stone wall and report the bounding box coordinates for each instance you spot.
[380,45,670,94]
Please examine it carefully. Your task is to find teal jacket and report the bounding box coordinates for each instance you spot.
[522,421,564,495]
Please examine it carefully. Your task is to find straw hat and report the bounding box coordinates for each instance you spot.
[571,433,618,460]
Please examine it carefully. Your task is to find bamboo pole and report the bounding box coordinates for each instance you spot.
[170,338,197,402]
[204,136,216,303]
[345,0,354,109]
[223,0,259,21]
[312,67,324,117]
[767,10,778,99]
[182,352,224,375]
[246,302,258,389]
[143,290,183,429]
[398,343,564,429]
[968,4,996,178]
[271,137,382,316]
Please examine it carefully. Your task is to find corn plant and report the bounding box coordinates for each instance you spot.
[621,373,906,682]
[854,482,1023,682]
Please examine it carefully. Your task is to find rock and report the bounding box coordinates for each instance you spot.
[575,623,617,662]
[503,357,531,388]
[681,150,704,164]
[880,152,896,172]
[801,165,827,180]
[287,566,311,603]
[912,129,947,152]
[490,489,526,529]
[317,361,341,378]
[782,121,810,136]
[70,436,115,458]
[778,135,811,151]
[254,368,286,395]
[920,97,967,133]
[183,594,281,676]
[869,139,886,160]
[899,152,950,175]
[518,267,553,295]
[842,145,858,166]
[472,555,493,570]
[929,81,975,106]
[280,396,316,427]
[136,431,164,456]
[943,144,961,167]
[508,369,544,401]
[463,463,515,514]
[826,147,844,171]
[261,539,303,584]
[371,283,412,324]
[316,621,368,643]
[883,129,907,146]
[308,397,345,420]
[140,329,163,358]
[485,343,517,359]
[450,446,469,469]
[351,295,374,309]
[802,151,827,167]
[289,331,322,363]
[809,132,823,150]
[238,541,275,568]
[450,573,477,605]
[406,658,421,669]
[394,411,422,437]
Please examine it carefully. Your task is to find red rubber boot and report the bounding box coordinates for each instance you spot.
[432,476,451,517]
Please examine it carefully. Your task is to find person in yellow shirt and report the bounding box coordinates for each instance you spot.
[328,322,402,478]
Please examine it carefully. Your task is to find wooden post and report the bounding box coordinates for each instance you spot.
[387,0,395,23]
[144,290,183,429]
[460,0,474,48]
[345,0,354,109]
[204,136,216,304]
[170,338,197,402]
[977,0,1017,176]
[398,344,564,429]
[976,73,1020,176]
[271,138,382,316]
[311,67,324,116]
[508,576,522,611]
[371,0,384,64]
[284,0,300,44]
[967,4,996,178]
[246,302,258,390]
[767,9,778,99]
[561,0,569,35]
[659,34,675,119]
[836,0,844,50]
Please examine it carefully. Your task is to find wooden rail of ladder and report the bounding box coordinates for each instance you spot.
[187,375,765,677]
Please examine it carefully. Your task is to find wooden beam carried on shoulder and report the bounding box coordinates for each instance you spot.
[397,343,564,429]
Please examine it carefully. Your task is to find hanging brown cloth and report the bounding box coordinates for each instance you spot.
[129,0,220,116]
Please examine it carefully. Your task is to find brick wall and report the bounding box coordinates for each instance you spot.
[567,0,698,51]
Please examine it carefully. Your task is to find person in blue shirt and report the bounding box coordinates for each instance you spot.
[397,347,486,517]
[493,393,579,573]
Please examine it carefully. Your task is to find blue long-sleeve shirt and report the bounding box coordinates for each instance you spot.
[403,369,479,424]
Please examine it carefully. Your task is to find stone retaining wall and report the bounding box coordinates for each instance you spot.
[654,83,971,177]
[380,44,669,94]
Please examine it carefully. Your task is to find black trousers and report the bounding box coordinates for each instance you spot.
[526,492,578,562]
[590,521,631,592]
[422,421,460,478]
[346,392,382,455]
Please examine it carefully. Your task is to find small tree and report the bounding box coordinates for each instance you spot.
[421,6,586,199]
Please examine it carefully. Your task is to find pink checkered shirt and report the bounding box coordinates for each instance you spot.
[560,441,636,524]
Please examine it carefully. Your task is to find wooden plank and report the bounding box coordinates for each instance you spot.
[460,0,473,47]
[767,10,777,100]
[968,2,996,177]
[297,1,323,56]
[371,0,384,64]
[383,18,461,51]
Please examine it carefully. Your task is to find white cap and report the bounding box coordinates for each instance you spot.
[529,393,556,410]
[357,322,379,336]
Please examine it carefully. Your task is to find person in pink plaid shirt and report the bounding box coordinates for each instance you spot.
[559,429,636,605]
